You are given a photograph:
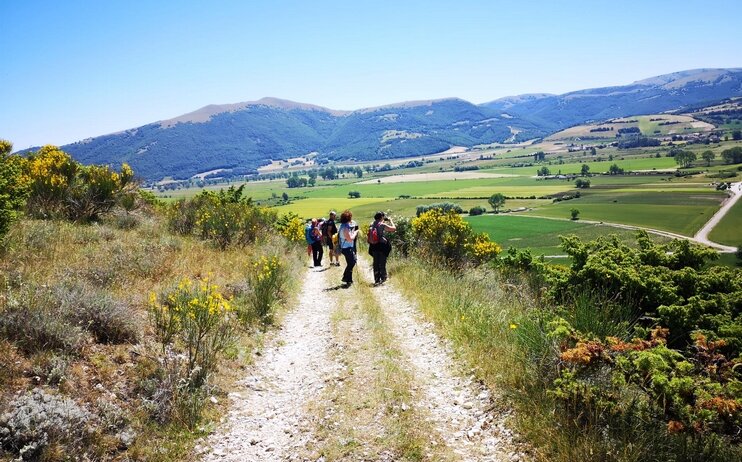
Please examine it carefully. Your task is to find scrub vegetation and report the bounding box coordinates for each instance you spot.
[0,142,302,461]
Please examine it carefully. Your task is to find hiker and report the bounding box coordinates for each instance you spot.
[368,211,396,285]
[304,218,315,265]
[322,210,340,266]
[311,218,324,267]
[338,209,359,287]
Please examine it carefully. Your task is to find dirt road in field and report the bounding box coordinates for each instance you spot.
[203,259,523,461]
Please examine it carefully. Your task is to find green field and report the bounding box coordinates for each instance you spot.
[527,190,724,236]
[709,198,742,247]
[466,215,671,256]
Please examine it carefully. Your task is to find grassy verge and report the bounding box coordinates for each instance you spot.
[388,256,742,462]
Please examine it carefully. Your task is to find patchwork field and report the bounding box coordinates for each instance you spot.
[151,138,742,258]
[546,114,714,140]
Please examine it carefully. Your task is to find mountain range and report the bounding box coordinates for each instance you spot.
[46,68,742,180]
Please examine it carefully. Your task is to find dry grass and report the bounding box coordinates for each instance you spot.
[0,214,304,461]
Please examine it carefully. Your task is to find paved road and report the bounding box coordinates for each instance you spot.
[693,182,740,253]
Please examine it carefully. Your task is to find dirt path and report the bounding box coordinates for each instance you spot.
[203,258,523,461]
[203,266,341,461]
[357,257,523,462]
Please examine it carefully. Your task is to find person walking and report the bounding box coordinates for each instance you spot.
[322,211,340,266]
[304,218,316,267]
[311,218,324,267]
[368,211,395,285]
[338,210,359,287]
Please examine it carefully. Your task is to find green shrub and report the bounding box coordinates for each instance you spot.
[0,140,29,238]
[469,205,486,216]
[416,202,463,216]
[167,186,276,249]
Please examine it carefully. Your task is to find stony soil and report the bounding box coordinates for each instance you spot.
[202,266,342,461]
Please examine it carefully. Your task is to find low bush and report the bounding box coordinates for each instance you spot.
[0,388,97,460]
[167,185,276,249]
[416,202,463,216]
[54,282,140,344]
[0,284,84,355]
[468,205,486,216]
[507,232,742,457]
[243,255,287,325]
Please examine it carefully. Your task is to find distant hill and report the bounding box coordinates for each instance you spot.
[34,68,742,180]
[482,68,742,131]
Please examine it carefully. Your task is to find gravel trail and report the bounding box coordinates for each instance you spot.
[358,257,523,462]
[203,266,341,461]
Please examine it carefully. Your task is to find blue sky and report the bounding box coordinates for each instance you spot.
[2,0,741,150]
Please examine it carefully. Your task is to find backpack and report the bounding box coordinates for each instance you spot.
[367,222,386,245]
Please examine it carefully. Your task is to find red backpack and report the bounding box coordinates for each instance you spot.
[367,222,385,245]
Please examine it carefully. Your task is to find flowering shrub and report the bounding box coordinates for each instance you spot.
[148,277,236,385]
[24,145,135,222]
[275,212,306,244]
[466,232,502,264]
[245,255,286,325]
[167,186,275,249]
[411,209,500,266]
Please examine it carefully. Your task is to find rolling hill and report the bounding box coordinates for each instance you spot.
[38,68,742,180]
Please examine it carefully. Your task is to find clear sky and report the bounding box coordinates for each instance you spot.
[2,0,741,150]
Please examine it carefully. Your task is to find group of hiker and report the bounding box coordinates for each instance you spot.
[304,210,396,288]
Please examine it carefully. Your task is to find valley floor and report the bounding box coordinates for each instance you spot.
[201,256,525,461]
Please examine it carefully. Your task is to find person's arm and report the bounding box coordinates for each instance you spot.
[348,225,359,241]
[383,219,396,233]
